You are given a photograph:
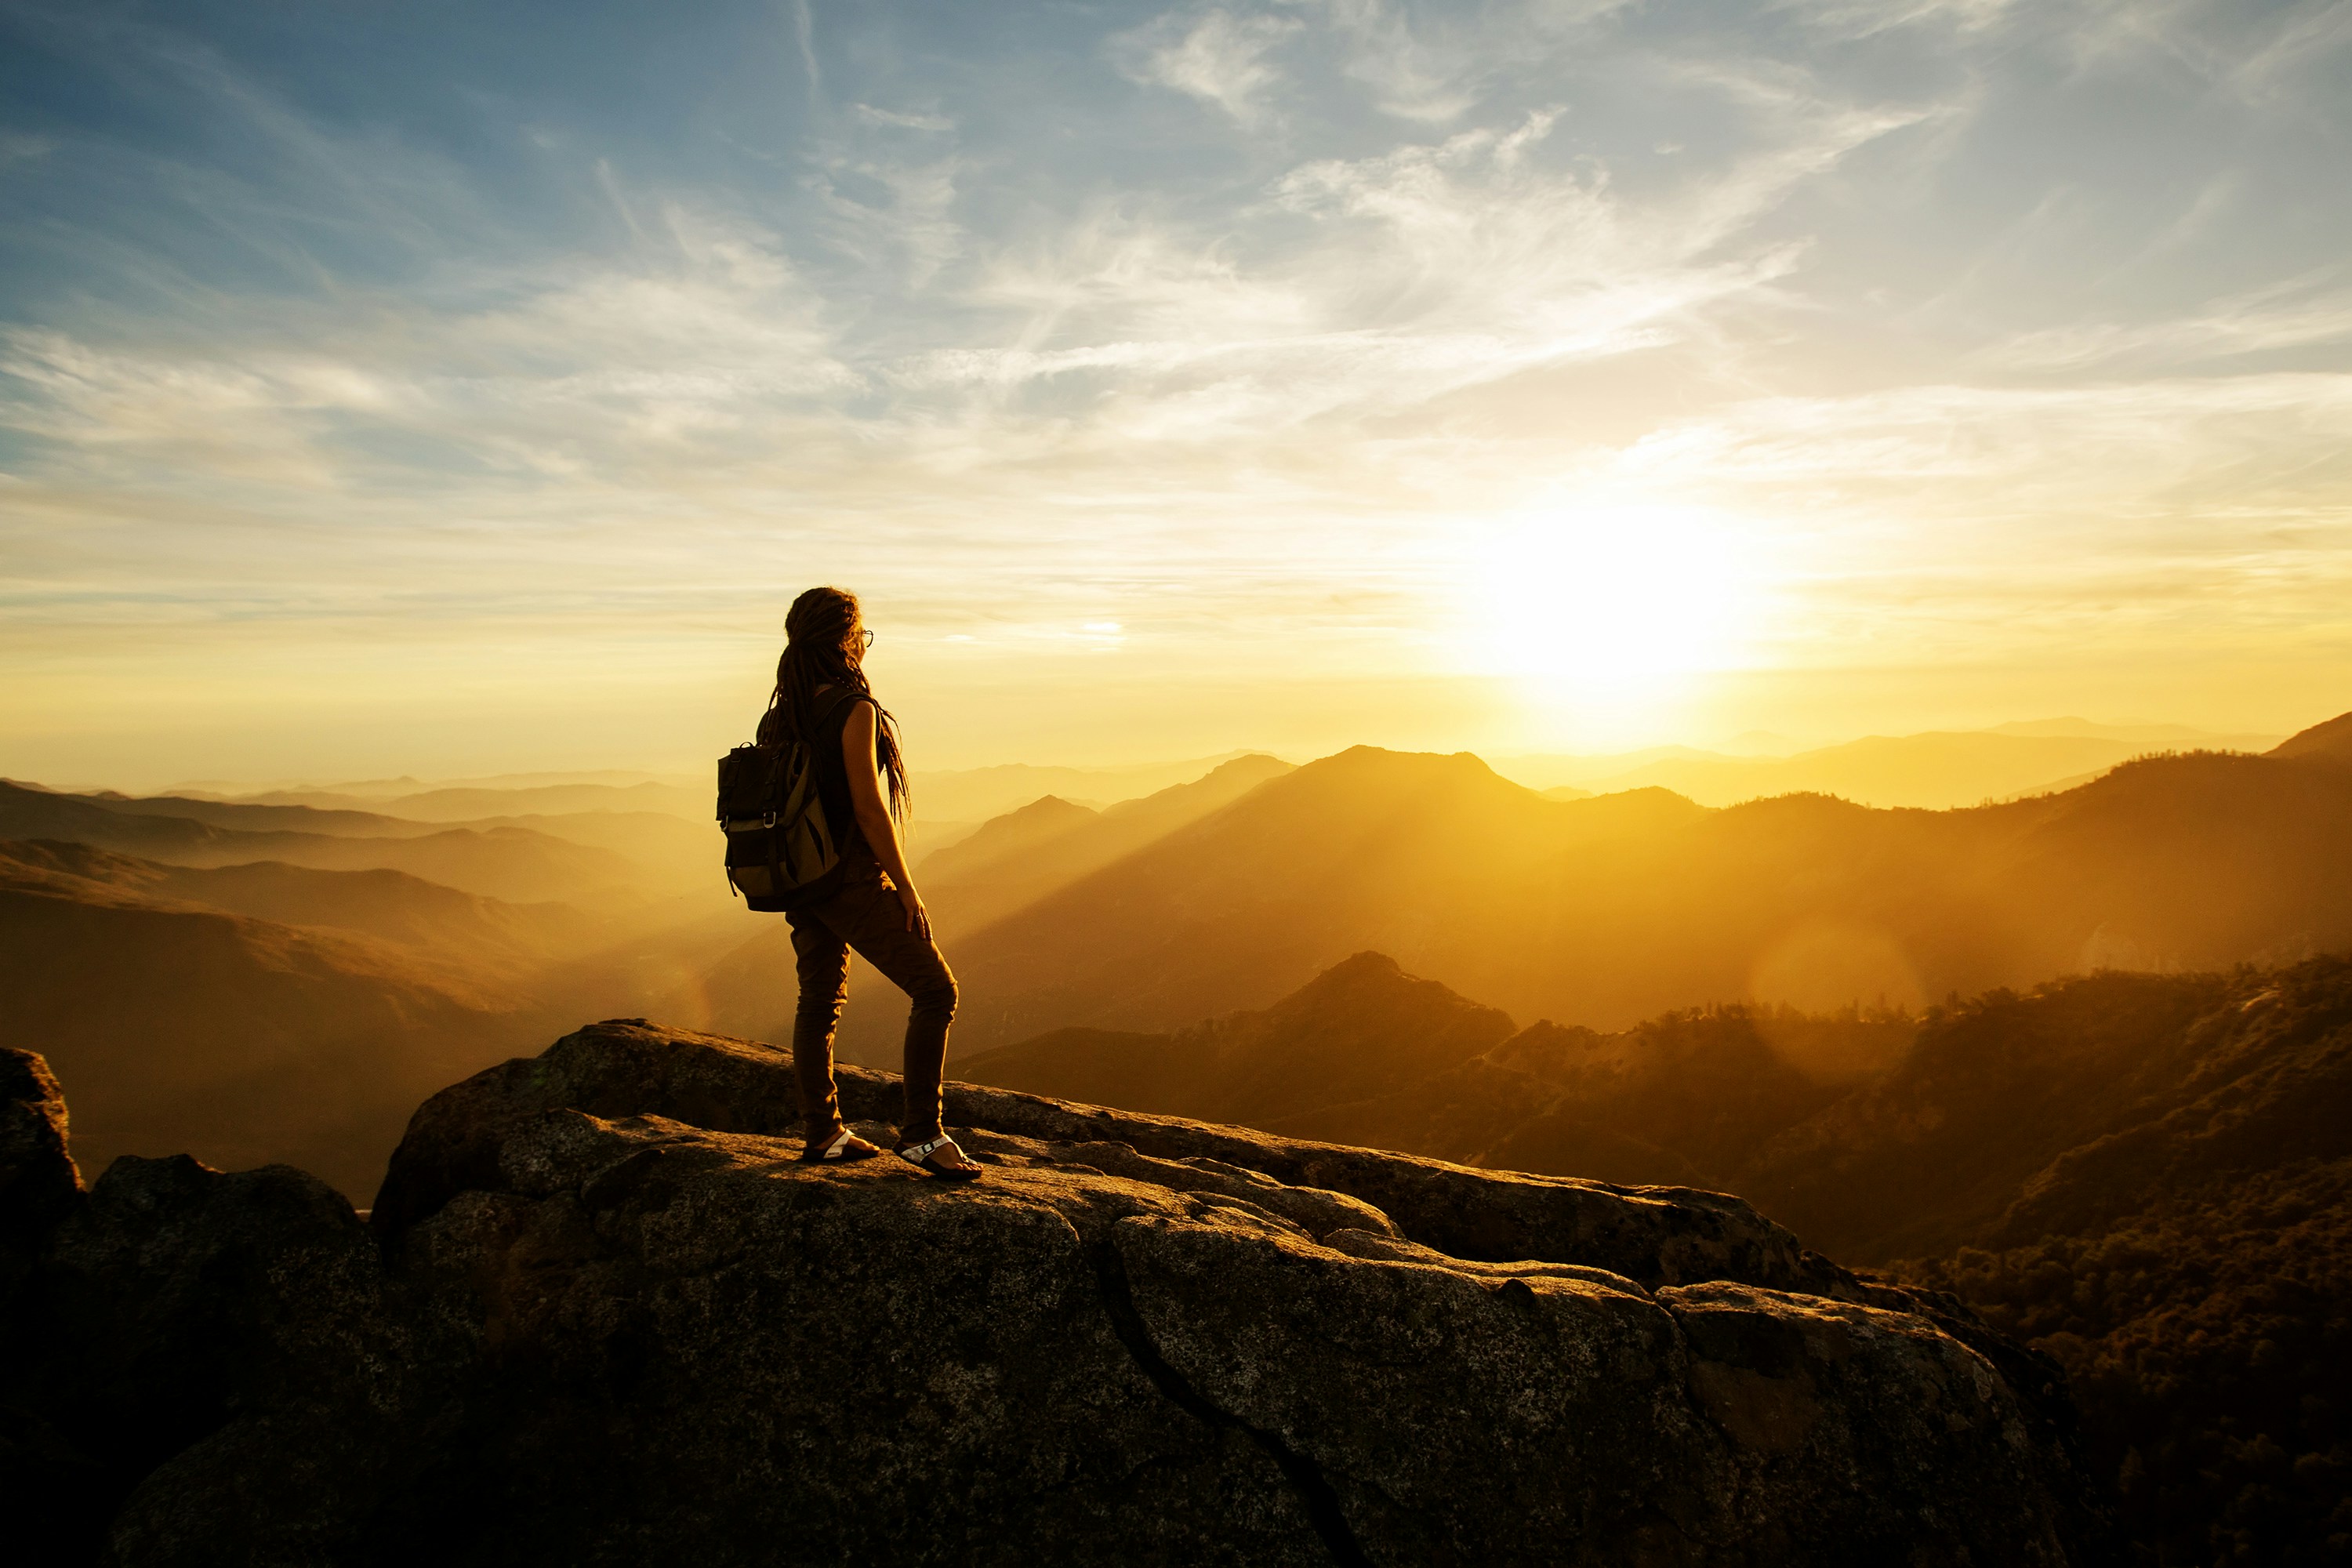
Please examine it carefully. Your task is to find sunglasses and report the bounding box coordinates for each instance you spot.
[857,629,874,650]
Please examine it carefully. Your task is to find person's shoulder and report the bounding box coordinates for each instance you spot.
[830,691,877,728]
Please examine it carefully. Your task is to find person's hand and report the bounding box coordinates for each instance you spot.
[897,884,931,941]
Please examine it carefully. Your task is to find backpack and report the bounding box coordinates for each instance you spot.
[716,690,857,911]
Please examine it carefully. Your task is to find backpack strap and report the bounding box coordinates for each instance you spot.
[770,685,867,900]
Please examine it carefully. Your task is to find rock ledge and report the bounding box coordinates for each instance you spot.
[9,1023,2104,1565]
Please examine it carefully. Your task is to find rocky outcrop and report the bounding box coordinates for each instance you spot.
[379,1021,1841,1295]
[12,1022,2107,1564]
[2,1047,78,1297]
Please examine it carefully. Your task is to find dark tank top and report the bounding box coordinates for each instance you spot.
[757,684,872,873]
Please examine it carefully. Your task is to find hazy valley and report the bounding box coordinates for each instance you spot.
[9,713,2345,1191]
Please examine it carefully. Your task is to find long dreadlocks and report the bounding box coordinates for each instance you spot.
[759,586,910,822]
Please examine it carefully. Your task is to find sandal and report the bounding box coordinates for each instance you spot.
[895,1134,983,1182]
[800,1127,884,1163]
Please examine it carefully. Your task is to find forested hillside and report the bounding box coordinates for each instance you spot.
[1884,961,2352,1567]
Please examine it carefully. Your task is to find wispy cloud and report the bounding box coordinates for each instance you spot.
[1978,281,2352,372]
[902,95,1918,440]
[1115,6,1304,127]
[2,0,2349,771]
[0,201,859,493]
[0,132,56,166]
[852,103,953,132]
[1315,0,1483,122]
[806,138,966,289]
[791,0,823,99]
[1773,0,2024,42]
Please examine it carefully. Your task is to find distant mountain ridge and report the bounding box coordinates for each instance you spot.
[938,723,2352,1051]
[1501,725,2285,810]
[0,839,596,974]
[917,795,1100,900]
[919,753,1295,935]
[241,780,709,823]
[906,750,1279,823]
[0,842,537,1194]
[2270,708,2352,762]
[686,754,1298,1048]
[0,779,680,905]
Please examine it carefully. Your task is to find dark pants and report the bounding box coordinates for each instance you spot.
[786,851,958,1144]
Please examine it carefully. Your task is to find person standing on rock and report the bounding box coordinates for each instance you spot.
[759,586,982,1180]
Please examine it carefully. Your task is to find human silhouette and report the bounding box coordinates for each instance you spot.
[759,586,980,1179]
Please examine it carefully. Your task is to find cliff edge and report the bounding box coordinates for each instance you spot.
[6,1023,2107,1565]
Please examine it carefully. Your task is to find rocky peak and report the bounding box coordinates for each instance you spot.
[9,1022,2107,1564]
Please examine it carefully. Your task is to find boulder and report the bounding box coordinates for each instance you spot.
[1,1046,81,1288]
[13,1024,2107,1563]
[43,1155,401,1488]
[2,1047,94,1563]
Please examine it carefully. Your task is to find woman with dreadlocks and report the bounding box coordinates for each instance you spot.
[758,586,980,1180]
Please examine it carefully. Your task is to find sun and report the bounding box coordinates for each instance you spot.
[1469,504,1760,692]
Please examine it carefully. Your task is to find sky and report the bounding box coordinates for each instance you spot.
[2,0,2350,786]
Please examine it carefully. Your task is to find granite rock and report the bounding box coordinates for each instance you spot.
[8,1024,2107,1564]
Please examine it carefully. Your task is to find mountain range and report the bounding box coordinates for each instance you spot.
[1494,720,2284,808]
[12,709,2349,1215]
[0,769,768,1197]
[915,753,1294,935]
[898,750,1282,823]
[677,754,1295,1044]
[220,778,708,822]
[0,840,540,1195]
[927,714,2352,1054]
[0,780,662,906]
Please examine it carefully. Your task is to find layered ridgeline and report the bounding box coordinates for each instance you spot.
[0,840,556,1195]
[923,714,2352,1054]
[0,775,751,1197]
[914,753,1295,935]
[684,753,1298,1045]
[1496,719,2282,810]
[963,949,2352,1566]
[9,712,2346,1225]
[0,779,681,904]
[2,1026,2101,1565]
[0,754,1293,1200]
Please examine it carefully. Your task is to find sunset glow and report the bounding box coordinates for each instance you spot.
[1472,506,1762,691]
[0,1,2347,783]
[8,14,2352,1559]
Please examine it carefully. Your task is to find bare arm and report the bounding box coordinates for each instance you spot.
[841,701,929,938]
